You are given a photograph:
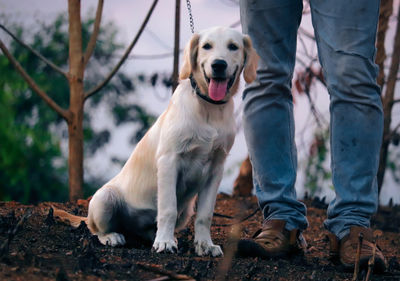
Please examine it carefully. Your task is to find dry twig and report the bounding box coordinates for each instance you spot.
[215,223,241,281]
[352,233,364,281]
[213,208,259,227]
[365,231,383,281]
[364,236,378,281]
[137,262,195,281]
[0,209,32,257]
[213,212,234,219]
[215,202,251,280]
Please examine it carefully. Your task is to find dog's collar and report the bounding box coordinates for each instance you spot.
[189,75,228,105]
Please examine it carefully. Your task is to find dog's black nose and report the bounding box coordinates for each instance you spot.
[211,59,227,76]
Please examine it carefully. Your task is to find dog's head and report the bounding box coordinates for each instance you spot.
[180,26,258,102]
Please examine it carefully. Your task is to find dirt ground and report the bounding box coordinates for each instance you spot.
[0,194,399,281]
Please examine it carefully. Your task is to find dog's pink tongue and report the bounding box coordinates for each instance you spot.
[208,79,228,101]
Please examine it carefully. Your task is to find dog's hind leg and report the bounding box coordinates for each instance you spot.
[88,186,126,247]
[119,206,157,245]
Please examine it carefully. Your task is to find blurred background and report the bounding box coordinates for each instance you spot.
[0,0,399,205]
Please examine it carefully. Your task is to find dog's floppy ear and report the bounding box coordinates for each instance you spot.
[180,33,200,80]
[243,35,259,83]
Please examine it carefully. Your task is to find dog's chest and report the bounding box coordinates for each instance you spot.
[176,124,232,196]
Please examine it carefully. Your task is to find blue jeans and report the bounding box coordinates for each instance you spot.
[240,0,383,239]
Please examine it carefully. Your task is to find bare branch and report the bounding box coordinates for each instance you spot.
[171,0,181,93]
[392,123,400,134]
[229,20,240,28]
[84,0,159,100]
[378,3,400,189]
[129,51,178,60]
[383,3,400,106]
[0,24,68,78]
[305,86,325,128]
[296,55,308,67]
[0,39,70,121]
[384,122,400,142]
[298,27,315,40]
[376,0,393,88]
[83,0,104,67]
[393,99,400,104]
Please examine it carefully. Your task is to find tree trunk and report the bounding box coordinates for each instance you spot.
[377,3,400,193]
[68,0,85,201]
[68,109,84,201]
[376,0,393,89]
[375,0,393,193]
[233,157,253,197]
[1,0,158,202]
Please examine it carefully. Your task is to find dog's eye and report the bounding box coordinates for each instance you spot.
[228,43,238,51]
[202,43,212,50]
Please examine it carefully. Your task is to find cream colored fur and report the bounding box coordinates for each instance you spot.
[55,27,258,257]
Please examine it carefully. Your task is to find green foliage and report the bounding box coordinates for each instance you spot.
[0,14,156,203]
[304,128,332,196]
[0,56,68,203]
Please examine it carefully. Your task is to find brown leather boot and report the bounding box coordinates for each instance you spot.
[328,226,387,272]
[237,219,306,258]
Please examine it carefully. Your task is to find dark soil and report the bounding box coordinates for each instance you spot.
[0,195,399,281]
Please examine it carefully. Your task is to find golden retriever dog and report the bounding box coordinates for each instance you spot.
[54,26,258,257]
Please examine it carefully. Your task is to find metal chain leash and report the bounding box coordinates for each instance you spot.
[186,0,195,33]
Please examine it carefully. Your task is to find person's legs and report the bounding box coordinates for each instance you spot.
[240,0,308,232]
[309,0,383,239]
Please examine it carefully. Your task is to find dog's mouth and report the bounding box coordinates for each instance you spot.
[203,67,238,102]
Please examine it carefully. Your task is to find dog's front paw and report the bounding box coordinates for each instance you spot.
[195,240,223,257]
[97,232,126,247]
[152,240,178,253]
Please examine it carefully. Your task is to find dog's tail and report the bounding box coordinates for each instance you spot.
[52,206,89,229]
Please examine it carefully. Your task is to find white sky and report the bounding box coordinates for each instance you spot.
[1,0,399,205]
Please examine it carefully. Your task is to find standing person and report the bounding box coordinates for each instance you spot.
[238,0,387,271]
